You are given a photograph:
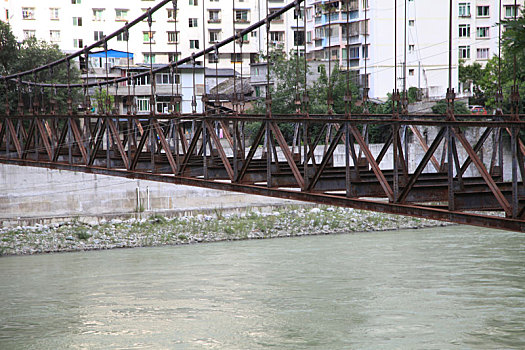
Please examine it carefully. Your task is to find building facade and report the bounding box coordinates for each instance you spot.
[3,0,523,100]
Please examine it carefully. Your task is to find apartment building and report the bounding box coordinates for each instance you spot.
[305,0,523,100]
[457,0,523,65]
[4,0,522,100]
[4,0,267,75]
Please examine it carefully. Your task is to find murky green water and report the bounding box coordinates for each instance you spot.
[0,226,524,349]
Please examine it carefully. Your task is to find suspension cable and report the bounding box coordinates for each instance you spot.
[12,0,305,89]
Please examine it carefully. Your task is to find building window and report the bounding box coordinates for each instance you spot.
[269,9,283,22]
[269,31,284,42]
[230,53,242,63]
[143,31,155,43]
[458,3,470,17]
[408,20,414,26]
[156,73,180,85]
[476,48,489,60]
[168,53,179,62]
[190,39,199,49]
[189,18,198,27]
[50,30,61,42]
[167,8,178,21]
[294,7,304,20]
[306,31,312,43]
[137,97,149,112]
[93,9,104,21]
[22,7,35,20]
[73,17,83,26]
[144,54,156,64]
[348,47,359,59]
[71,0,81,4]
[459,45,470,59]
[236,30,248,43]
[477,6,489,17]
[116,32,128,41]
[362,45,369,58]
[459,24,470,38]
[115,9,128,21]
[189,0,198,5]
[23,30,36,39]
[50,8,59,20]
[135,75,151,85]
[294,31,305,46]
[209,30,221,43]
[73,38,84,48]
[477,27,489,38]
[167,31,179,43]
[208,53,218,64]
[409,44,415,52]
[94,31,104,41]
[208,10,220,23]
[409,69,415,76]
[505,5,519,18]
[235,10,249,22]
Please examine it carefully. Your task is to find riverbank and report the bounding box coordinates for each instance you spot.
[0,205,450,256]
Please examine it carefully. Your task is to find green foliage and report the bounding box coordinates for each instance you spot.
[0,21,18,75]
[431,100,471,114]
[0,23,82,115]
[75,230,91,240]
[92,88,115,114]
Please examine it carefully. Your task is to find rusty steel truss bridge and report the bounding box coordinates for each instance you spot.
[1,0,524,232]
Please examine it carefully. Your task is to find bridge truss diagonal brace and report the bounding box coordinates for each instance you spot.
[410,125,441,172]
[307,123,344,191]
[35,118,53,161]
[269,121,305,190]
[452,128,512,216]
[397,127,446,203]
[235,121,265,183]
[105,118,129,170]
[6,119,22,158]
[69,118,89,165]
[204,120,234,181]
[349,125,394,201]
[151,119,178,175]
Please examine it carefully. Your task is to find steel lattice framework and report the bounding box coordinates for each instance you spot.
[1,0,524,232]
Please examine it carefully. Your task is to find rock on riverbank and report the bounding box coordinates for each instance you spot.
[0,206,448,256]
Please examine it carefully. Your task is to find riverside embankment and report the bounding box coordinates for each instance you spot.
[0,205,449,256]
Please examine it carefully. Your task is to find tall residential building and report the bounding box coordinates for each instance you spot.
[3,0,523,100]
[304,0,523,100]
[3,0,268,75]
[457,0,523,65]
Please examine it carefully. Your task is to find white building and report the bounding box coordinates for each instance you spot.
[3,0,265,75]
[3,0,523,100]
[303,0,523,100]
[457,0,524,65]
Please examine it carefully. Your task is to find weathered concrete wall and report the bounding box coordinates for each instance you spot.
[0,163,300,226]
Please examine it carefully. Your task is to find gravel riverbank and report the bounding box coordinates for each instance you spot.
[0,206,450,256]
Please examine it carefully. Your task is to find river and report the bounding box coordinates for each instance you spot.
[0,225,524,349]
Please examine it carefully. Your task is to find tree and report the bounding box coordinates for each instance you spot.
[0,23,81,115]
[0,21,18,75]
[431,100,471,114]
[459,60,486,106]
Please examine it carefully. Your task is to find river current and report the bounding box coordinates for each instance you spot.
[0,225,524,349]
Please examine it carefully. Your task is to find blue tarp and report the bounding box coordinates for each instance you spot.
[89,49,134,59]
